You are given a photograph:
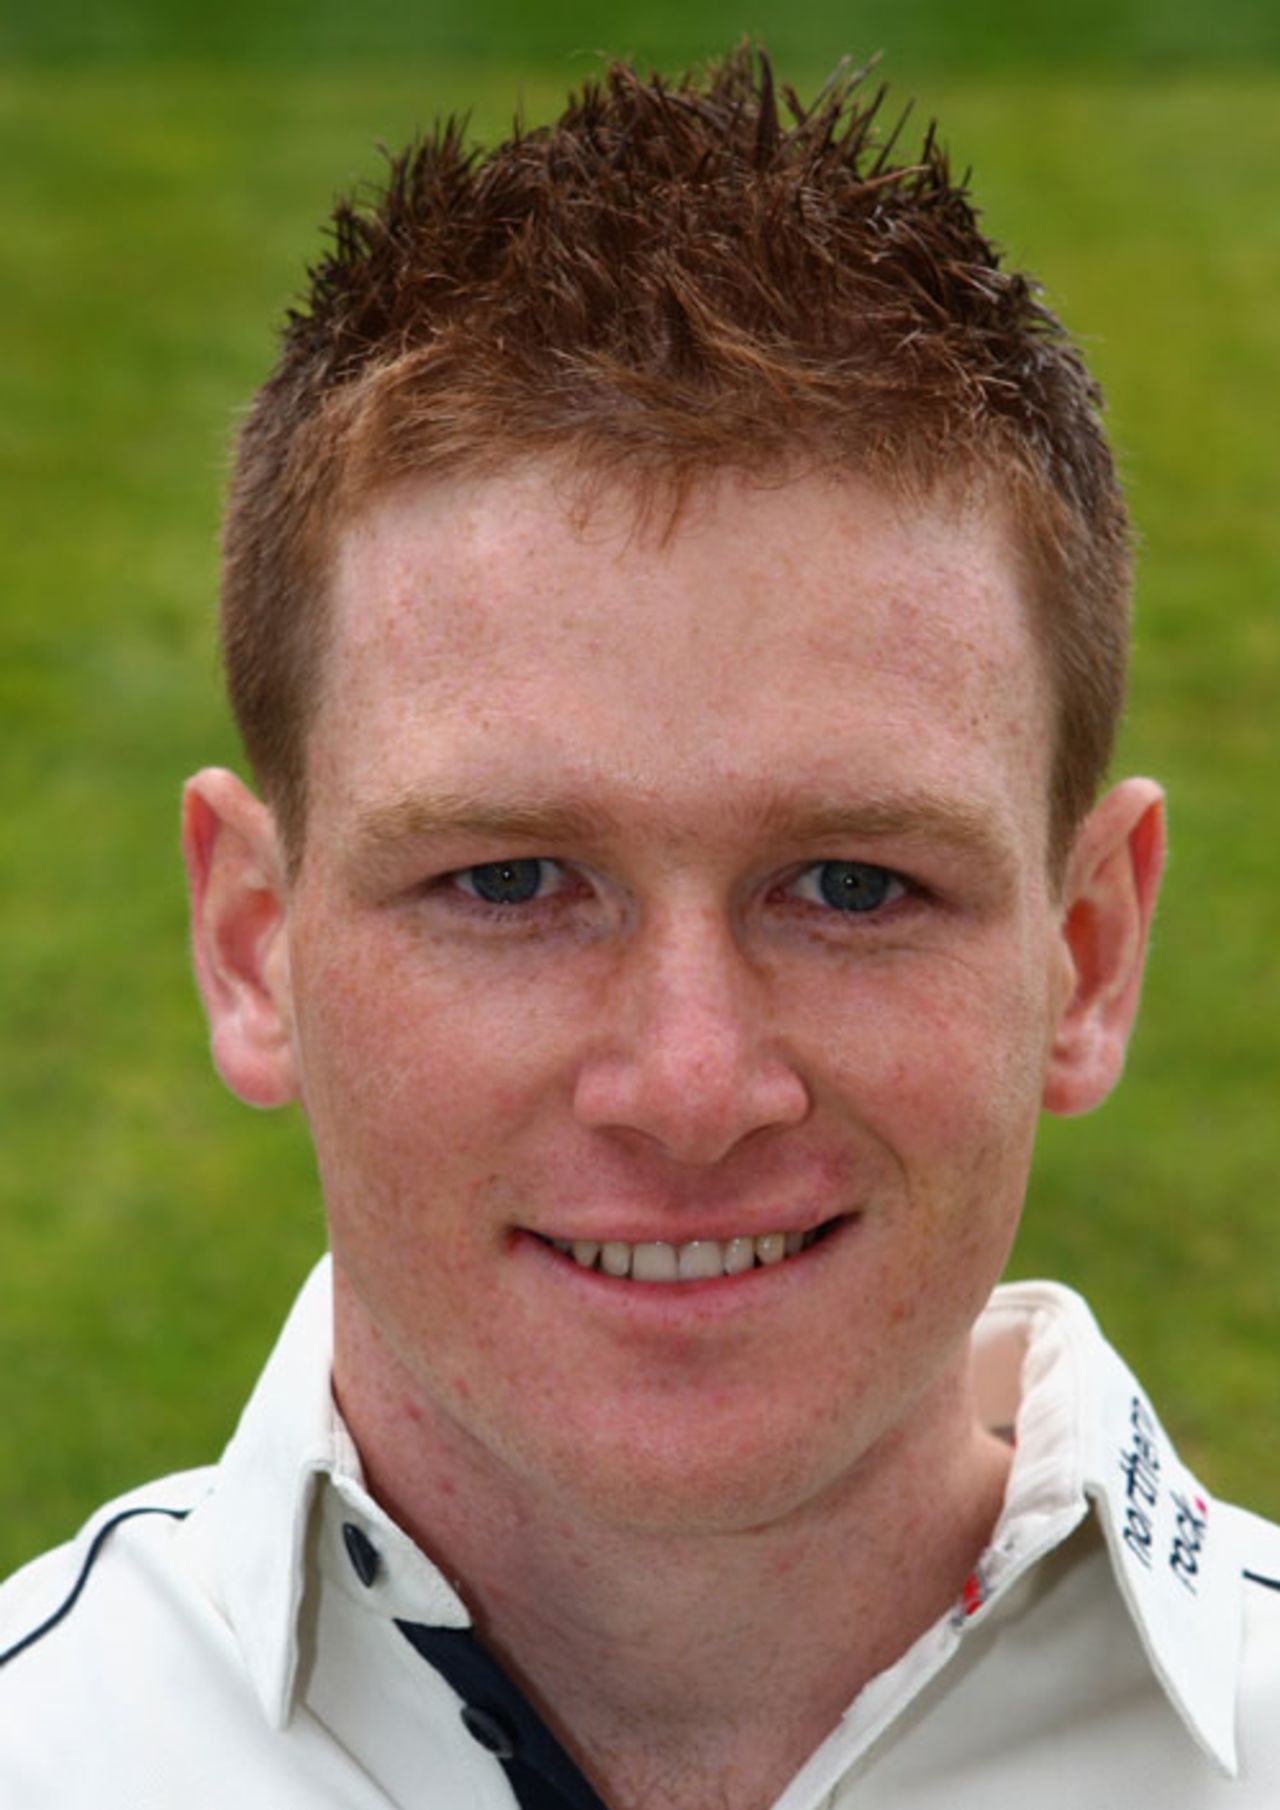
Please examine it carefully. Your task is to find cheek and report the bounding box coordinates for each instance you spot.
[820,956,1044,1137]
[801,950,1051,1281]
[289,914,581,1212]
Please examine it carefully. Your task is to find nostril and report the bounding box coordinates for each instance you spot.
[572,1043,810,1167]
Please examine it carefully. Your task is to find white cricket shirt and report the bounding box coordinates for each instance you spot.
[2,1263,1278,1807]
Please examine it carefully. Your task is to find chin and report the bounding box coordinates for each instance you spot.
[516,1402,869,1538]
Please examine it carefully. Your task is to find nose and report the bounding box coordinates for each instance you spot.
[572,903,811,1165]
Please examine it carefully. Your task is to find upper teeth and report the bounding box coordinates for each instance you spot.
[548,1230,815,1282]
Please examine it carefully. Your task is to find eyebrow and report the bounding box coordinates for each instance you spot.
[754,794,1016,868]
[345,783,1018,882]
[351,791,605,858]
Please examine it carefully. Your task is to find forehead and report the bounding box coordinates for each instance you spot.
[309,465,1053,857]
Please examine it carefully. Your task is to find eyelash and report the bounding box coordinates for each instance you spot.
[452,858,574,910]
[782,863,910,915]
[439,858,917,924]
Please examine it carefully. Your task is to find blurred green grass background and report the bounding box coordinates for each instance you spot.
[1,0,1277,1576]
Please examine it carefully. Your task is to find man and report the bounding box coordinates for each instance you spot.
[1,46,1276,1809]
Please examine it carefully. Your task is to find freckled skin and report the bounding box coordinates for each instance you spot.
[280,466,1075,1535]
[184,458,1164,1807]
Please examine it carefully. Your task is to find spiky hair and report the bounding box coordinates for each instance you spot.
[222,46,1130,868]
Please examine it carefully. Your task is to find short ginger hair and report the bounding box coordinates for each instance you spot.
[221,46,1131,874]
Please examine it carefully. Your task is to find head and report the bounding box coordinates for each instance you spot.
[187,50,1163,1538]
[221,46,1130,883]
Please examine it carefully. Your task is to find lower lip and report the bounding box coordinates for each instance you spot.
[515,1216,857,1321]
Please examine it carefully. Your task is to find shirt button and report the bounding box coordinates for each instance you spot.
[341,1522,381,1588]
[460,1703,519,1760]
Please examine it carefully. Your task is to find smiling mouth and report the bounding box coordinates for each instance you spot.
[538,1218,845,1283]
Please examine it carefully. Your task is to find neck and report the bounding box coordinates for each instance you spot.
[334,1307,1011,1810]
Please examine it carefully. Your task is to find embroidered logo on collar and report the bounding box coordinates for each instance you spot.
[1085,1351,1244,1776]
[1118,1393,1209,1595]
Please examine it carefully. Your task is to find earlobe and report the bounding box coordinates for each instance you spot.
[1041,778,1166,1119]
[182,767,299,1109]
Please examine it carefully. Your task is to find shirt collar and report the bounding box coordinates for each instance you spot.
[200,1262,1247,1773]
[974,1282,1245,1776]
[201,1256,468,1732]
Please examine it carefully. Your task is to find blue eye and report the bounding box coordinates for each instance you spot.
[461,859,548,905]
[803,861,900,914]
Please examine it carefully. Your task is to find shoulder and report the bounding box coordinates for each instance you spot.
[975,1284,1280,1799]
[1233,1500,1280,1589]
[0,1468,215,1651]
[0,1468,414,1810]
[1231,1503,1280,1746]
[0,1470,211,1662]
[0,1470,251,1807]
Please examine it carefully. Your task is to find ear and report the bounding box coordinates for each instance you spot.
[1042,777,1166,1118]
[182,767,298,1109]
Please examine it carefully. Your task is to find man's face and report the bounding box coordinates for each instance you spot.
[282,465,1073,1531]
